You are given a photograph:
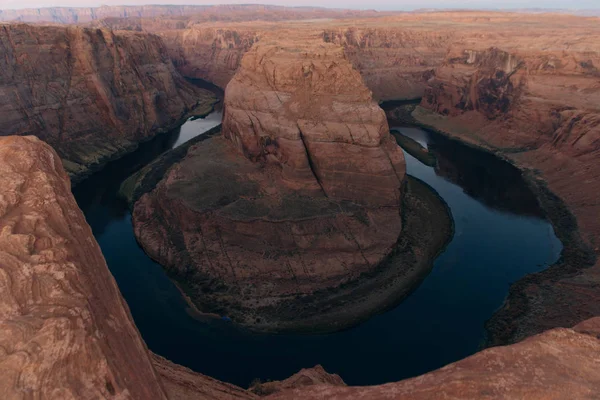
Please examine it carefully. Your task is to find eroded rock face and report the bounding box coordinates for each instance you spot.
[0,23,214,183]
[0,136,167,398]
[129,36,417,333]
[415,27,600,344]
[161,26,260,89]
[222,36,405,206]
[323,27,450,101]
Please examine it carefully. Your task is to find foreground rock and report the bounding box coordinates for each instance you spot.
[0,135,260,398]
[127,36,452,332]
[267,318,600,399]
[0,23,215,183]
[1,135,599,398]
[0,136,166,398]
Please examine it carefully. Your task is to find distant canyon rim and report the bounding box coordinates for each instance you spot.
[0,5,599,399]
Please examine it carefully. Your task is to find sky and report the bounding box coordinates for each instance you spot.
[0,0,599,11]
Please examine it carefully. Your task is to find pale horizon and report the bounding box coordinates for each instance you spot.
[1,0,599,11]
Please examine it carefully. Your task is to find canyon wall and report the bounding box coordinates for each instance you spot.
[222,35,405,205]
[0,23,214,183]
[0,5,394,25]
[158,23,452,101]
[414,18,600,343]
[323,27,451,101]
[160,26,260,89]
[269,318,600,399]
[1,135,599,397]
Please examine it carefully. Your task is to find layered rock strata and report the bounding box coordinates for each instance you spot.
[415,40,600,343]
[126,37,454,333]
[0,136,168,398]
[0,135,261,399]
[0,23,215,183]
[2,134,600,398]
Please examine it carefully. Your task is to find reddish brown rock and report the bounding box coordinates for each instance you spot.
[323,27,451,101]
[125,36,456,334]
[0,23,214,183]
[152,353,257,400]
[161,25,260,89]
[222,35,405,206]
[0,136,167,398]
[251,365,345,396]
[266,319,600,399]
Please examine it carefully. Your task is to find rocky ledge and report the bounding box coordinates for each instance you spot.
[125,36,451,332]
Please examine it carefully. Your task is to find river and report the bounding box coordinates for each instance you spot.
[73,106,562,388]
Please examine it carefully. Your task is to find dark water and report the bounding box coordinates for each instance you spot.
[73,117,562,387]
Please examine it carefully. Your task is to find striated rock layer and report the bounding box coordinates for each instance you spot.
[413,29,600,344]
[124,36,455,334]
[0,135,261,399]
[0,136,167,398]
[0,23,215,183]
[222,35,405,206]
[0,137,598,397]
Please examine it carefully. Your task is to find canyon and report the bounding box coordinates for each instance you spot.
[0,5,600,399]
[0,23,215,183]
[2,135,599,399]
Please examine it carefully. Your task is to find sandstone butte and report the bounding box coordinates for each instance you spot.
[0,23,216,184]
[125,34,452,334]
[2,134,600,398]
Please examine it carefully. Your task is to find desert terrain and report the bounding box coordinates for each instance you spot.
[0,4,599,398]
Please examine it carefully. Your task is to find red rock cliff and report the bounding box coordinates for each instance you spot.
[0,136,167,398]
[0,23,213,183]
[0,135,255,399]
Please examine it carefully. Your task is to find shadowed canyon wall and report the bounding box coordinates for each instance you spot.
[2,9,600,399]
[0,23,214,183]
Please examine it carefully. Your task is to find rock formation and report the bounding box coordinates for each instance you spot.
[0,23,215,183]
[222,35,405,206]
[323,27,451,101]
[251,365,345,396]
[413,20,600,343]
[0,136,167,398]
[0,5,394,25]
[160,26,260,89]
[127,36,453,333]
